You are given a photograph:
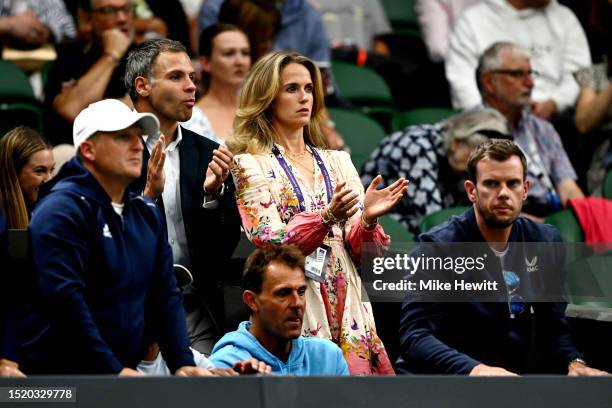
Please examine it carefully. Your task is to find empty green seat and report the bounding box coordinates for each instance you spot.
[380,215,414,244]
[328,107,386,171]
[603,168,612,200]
[567,255,612,308]
[0,60,42,134]
[331,60,394,107]
[420,206,469,233]
[544,209,584,243]
[381,0,419,31]
[391,107,456,131]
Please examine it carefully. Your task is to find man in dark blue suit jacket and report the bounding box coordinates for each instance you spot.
[125,39,241,354]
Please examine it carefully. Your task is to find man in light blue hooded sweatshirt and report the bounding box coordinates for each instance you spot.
[209,245,349,375]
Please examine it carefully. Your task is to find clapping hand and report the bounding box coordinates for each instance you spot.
[362,176,408,224]
[327,181,360,222]
[204,145,233,197]
[143,134,166,198]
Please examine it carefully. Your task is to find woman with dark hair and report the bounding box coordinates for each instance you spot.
[229,51,407,374]
[183,23,251,144]
[0,126,55,229]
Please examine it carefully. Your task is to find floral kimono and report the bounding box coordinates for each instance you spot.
[231,144,395,375]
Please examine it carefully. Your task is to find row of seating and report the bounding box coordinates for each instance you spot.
[0,60,43,135]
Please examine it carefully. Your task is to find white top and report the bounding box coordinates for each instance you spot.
[415,0,479,62]
[310,0,391,50]
[445,0,591,111]
[181,106,222,145]
[137,348,214,376]
[144,127,191,268]
[110,202,124,217]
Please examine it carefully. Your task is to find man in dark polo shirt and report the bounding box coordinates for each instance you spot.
[43,0,135,145]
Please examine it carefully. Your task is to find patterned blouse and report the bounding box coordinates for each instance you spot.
[231,144,395,375]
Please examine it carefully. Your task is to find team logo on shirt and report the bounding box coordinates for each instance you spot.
[525,256,538,273]
[103,224,113,239]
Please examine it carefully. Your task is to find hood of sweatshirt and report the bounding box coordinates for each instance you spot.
[212,321,306,373]
[483,0,557,18]
[37,156,126,209]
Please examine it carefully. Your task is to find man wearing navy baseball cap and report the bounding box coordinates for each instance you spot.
[22,99,211,376]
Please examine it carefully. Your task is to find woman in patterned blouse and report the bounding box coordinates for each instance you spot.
[228,51,408,375]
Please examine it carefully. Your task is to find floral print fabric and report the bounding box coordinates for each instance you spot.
[231,145,394,374]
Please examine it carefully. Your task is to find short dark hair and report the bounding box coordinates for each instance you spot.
[198,23,246,92]
[467,139,527,182]
[242,245,305,293]
[124,38,187,101]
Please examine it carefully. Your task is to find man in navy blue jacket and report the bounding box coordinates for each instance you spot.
[125,39,241,354]
[398,139,607,376]
[23,99,210,376]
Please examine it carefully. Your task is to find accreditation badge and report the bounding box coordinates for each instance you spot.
[304,244,331,283]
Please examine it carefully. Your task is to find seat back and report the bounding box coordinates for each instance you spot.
[379,215,414,244]
[391,107,455,132]
[603,168,612,200]
[567,255,612,308]
[544,209,585,243]
[331,60,394,106]
[419,206,469,233]
[328,108,386,171]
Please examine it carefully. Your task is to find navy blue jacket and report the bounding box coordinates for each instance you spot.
[131,127,241,327]
[23,157,194,374]
[0,212,18,362]
[397,207,583,374]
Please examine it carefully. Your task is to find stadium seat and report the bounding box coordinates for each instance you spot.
[331,60,395,128]
[328,107,386,171]
[391,107,456,132]
[0,60,42,134]
[567,255,612,308]
[603,168,612,200]
[419,206,469,233]
[379,215,414,243]
[544,209,584,243]
[381,0,419,32]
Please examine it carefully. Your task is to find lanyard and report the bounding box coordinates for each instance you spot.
[272,144,333,213]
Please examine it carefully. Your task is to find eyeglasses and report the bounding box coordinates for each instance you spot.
[503,270,525,317]
[92,4,133,16]
[490,69,539,79]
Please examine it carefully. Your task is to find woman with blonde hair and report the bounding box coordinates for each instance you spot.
[0,127,55,229]
[229,51,408,374]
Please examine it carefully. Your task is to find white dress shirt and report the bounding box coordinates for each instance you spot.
[144,127,191,268]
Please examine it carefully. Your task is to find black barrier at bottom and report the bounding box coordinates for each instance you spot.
[1,376,611,408]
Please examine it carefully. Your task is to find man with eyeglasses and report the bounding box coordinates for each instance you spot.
[43,0,136,145]
[476,41,584,219]
[397,139,607,376]
[445,0,590,121]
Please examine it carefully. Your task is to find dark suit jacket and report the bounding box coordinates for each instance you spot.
[131,126,241,323]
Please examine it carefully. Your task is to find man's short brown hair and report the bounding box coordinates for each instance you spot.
[467,139,527,182]
[242,245,305,294]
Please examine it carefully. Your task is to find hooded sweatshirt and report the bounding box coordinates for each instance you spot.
[209,321,349,375]
[445,0,591,111]
[22,157,194,374]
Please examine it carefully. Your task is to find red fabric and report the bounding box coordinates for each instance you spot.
[568,197,612,243]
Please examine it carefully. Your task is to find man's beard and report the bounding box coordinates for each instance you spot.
[476,201,517,229]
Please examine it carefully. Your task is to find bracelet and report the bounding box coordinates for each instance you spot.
[360,213,378,230]
[321,206,338,228]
